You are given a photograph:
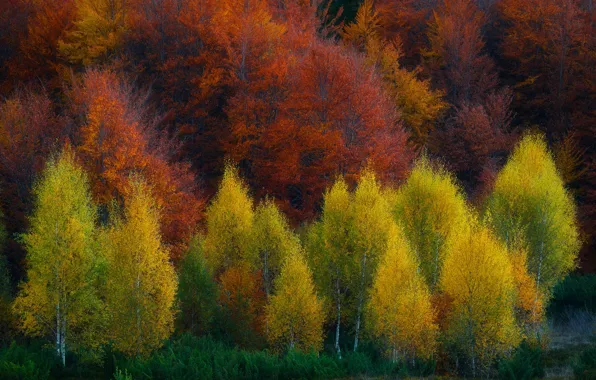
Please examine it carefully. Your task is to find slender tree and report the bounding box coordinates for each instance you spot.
[105,178,177,357]
[203,163,255,273]
[391,157,470,290]
[177,235,218,336]
[441,222,520,377]
[351,169,393,351]
[266,252,325,353]
[13,148,104,366]
[486,134,580,297]
[368,224,437,362]
[253,198,301,298]
[311,177,352,358]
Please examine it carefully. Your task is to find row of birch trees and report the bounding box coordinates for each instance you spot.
[3,134,579,376]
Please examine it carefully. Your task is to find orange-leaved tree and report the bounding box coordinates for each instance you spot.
[70,69,202,260]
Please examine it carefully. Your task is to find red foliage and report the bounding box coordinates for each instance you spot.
[69,69,203,260]
[499,0,593,134]
[0,90,68,271]
[426,0,497,105]
[431,89,514,192]
[241,41,412,220]
[3,0,75,92]
[375,0,438,62]
[125,0,227,184]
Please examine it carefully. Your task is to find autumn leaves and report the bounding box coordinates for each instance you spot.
[13,150,176,363]
[10,132,579,374]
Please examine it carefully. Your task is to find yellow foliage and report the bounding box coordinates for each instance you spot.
[13,147,104,365]
[253,198,301,297]
[342,0,381,50]
[441,222,520,373]
[266,252,325,353]
[59,0,128,65]
[393,157,470,290]
[105,178,177,357]
[487,133,580,297]
[204,163,255,272]
[368,224,438,361]
[343,1,447,149]
[509,246,545,327]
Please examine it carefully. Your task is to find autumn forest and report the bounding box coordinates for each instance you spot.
[0,0,594,379]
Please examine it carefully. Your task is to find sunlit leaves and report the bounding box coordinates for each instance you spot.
[391,157,470,289]
[441,222,520,376]
[486,134,580,297]
[266,252,325,353]
[204,163,255,273]
[13,147,104,365]
[368,224,437,361]
[105,178,177,357]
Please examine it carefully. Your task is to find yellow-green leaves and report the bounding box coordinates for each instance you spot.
[59,0,128,65]
[441,223,520,375]
[351,169,395,351]
[13,147,103,365]
[266,252,325,353]
[105,178,177,357]
[392,157,470,290]
[253,198,301,297]
[204,164,255,273]
[368,224,437,361]
[311,171,398,353]
[486,134,580,297]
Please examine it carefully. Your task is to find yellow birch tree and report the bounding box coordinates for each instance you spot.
[486,134,580,298]
[13,148,104,366]
[203,163,255,273]
[441,222,520,377]
[105,178,177,357]
[351,169,394,351]
[253,198,301,298]
[392,157,469,290]
[368,224,437,362]
[266,252,325,353]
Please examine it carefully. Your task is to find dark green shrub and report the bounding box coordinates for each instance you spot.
[498,341,545,380]
[0,341,54,380]
[280,350,342,379]
[340,351,372,375]
[401,357,436,377]
[574,344,596,380]
[549,275,596,317]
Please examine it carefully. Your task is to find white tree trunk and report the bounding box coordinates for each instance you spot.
[335,276,342,359]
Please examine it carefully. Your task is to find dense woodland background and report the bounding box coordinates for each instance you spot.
[0,0,595,379]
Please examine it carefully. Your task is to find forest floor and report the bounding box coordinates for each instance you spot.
[544,309,595,379]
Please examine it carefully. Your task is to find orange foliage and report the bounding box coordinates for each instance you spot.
[70,69,203,259]
[218,263,266,346]
[231,40,412,220]
[425,0,497,105]
[7,0,76,91]
[510,250,544,326]
[375,0,437,62]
